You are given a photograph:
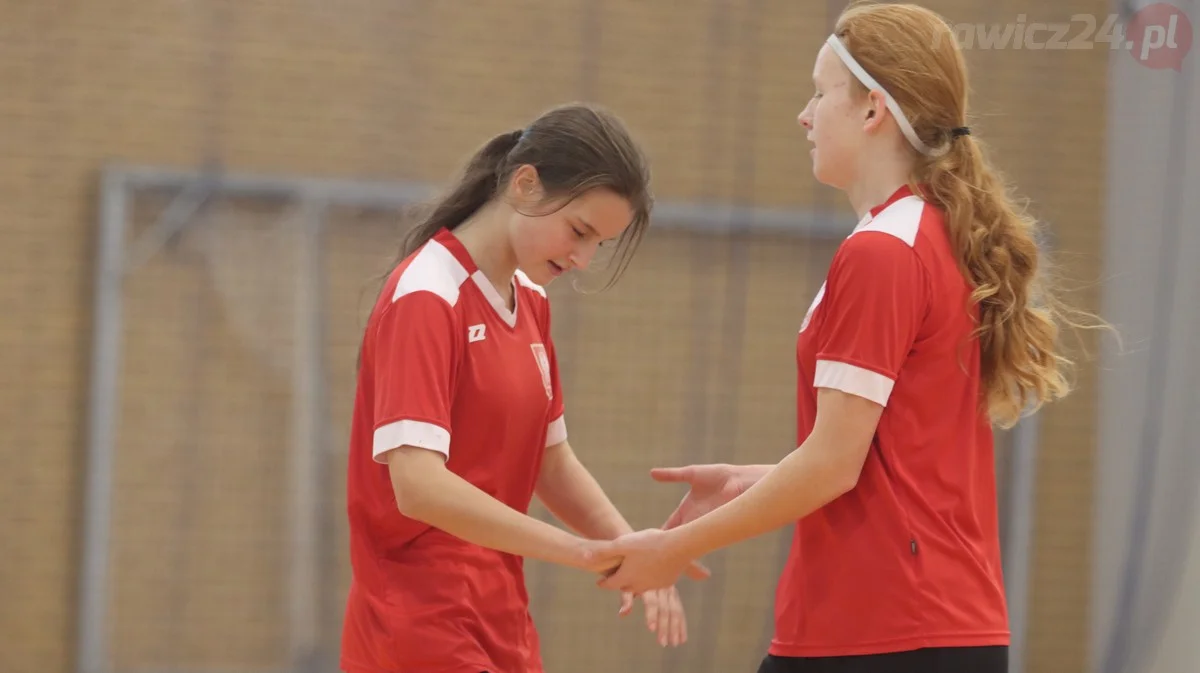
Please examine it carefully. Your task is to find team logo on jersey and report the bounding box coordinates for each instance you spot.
[799,282,825,333]
[467,324,487,343]
[530,343,553,400]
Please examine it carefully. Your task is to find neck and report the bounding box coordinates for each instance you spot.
[845,145,914,220]
[453,201,518,303]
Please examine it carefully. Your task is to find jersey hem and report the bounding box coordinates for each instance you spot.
[768,631,1010,658]
[372,418,452,462]
[373,414,450,434]
[340,655,497,673]
[813,359,894,406]
[811,353,897,381]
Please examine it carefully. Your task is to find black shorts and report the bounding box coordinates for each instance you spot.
[757,646,1008,673]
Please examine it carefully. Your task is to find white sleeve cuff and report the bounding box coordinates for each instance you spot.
[545,414,567,447]
[814,360,894,407]
[373,419,450,463]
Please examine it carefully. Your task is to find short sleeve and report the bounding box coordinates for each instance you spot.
[540,303,568,448]
[812,231,928,407]
[371,291,462,463]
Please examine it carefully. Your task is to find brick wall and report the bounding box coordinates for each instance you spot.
[0,2,1106,672]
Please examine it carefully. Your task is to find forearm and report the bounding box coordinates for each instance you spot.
[391,452,588,569]
[674,444,854,559]
[536,442,633,540]
[672,389,880,558]
[733,464,775,491]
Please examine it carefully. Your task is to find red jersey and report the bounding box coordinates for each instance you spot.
[770,186,1010,657]
[340,228,566,673]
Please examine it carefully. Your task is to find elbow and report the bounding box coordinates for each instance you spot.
[533,444,570,502]
[394,481,433,521]
[387,449,446,522]
[393,470,445,523]
[829,452,867,499]
[833,470,860,498]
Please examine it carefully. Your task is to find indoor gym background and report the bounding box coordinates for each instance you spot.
[1,1,1196,673]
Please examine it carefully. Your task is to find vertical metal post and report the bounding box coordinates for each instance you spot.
[289,200,326,672]
[1004,411,1040,673]
[76,169,130,673]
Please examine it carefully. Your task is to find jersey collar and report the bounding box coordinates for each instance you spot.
[433,227,480,274]
[852,183,924,233]
[868,183,919,218]
[433,227,522,329]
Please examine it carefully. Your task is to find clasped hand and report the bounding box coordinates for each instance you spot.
[592,528,701,595]
[585,463,745,610]
[565,528,696,648]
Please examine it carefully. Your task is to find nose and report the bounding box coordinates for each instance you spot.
[568,241,600,271]
[797,100,814,130]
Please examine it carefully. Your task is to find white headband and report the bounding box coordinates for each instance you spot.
[825,34,946,157]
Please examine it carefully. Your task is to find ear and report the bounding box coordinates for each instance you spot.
[508,164,543,205]
[863,90,888,133]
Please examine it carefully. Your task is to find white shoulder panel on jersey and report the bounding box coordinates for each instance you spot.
[853,195,925,248]
[392,239,470,305]
[514,269,547,298]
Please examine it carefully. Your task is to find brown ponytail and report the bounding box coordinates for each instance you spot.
[391,103,653,287]
[399,129,524,259]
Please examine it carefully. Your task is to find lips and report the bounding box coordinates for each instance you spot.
[547,261,565,277]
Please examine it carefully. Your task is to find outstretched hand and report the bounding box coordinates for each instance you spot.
[652,464,746,530]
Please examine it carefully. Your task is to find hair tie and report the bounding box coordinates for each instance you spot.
[951,126,971,138]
